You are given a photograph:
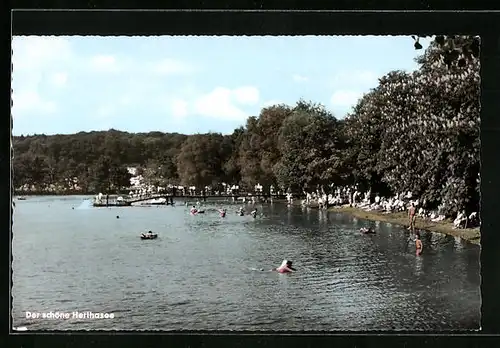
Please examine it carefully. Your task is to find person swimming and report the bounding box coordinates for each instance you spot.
[250,209,257,218]
[238,207,245,216]
[219,208,227,217]
[271,260,296,273]
[190,205,198,214]
[360,227,375,234]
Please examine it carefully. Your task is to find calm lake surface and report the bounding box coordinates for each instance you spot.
[12,196,480,331]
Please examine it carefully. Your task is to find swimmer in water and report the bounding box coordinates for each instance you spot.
[415,234,423,256]
[360,227,375,234]
[271,260,296,273]
[250,209,257,218]
[219,208,226,217]
[238,207,245,216]
[190,205,198,214]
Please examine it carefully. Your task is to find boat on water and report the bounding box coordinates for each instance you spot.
[150,197,167,205]
[140,232,158,240]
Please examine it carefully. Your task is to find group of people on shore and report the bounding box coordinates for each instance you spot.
[296,185,478,231]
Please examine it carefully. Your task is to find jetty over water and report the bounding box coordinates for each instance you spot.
[92,192,286,207]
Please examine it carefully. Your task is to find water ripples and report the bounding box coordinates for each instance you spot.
[12,197,480,331]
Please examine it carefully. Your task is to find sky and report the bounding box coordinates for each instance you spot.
[11,35,431,136]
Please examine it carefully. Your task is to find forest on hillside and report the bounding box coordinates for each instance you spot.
[12,37,480,218]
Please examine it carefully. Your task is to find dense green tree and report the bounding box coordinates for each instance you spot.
[274,100,344,194]
[110,166,133,192]
[238,117,262,190]
[88,155,131,193]
[220,127,244,186]
[343,38,480,215]
[236,104,295,193]
[176,133,225,191]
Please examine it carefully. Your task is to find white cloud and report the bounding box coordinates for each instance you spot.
[12,36,73,72]
[292,74,308,82]
[170,99,189,118]
[12,91,57,117]
[96,104,116,117]
[152,59,194,75]
[118,94,137,106]
[332,70,378,88]
[232,86,260,105]
[89,55,120,73]
[11,37,71,121]
[330,90,361,107]
[49,72,68,87]
[193,87,254,121]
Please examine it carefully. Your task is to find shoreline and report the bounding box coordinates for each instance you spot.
[328,205,480,246]
[13,192,481,245]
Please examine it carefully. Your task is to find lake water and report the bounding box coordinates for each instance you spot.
[11,196,480,331]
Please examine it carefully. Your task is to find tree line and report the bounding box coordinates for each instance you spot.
[12,38,479,217]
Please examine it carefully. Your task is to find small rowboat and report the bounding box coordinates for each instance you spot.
[360,227,376,234]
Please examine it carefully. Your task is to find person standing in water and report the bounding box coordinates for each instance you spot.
[218,208,226,218]
[415,234,423,256]
[408,203,416,231]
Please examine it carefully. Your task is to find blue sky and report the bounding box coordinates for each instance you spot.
[11,36,431,136]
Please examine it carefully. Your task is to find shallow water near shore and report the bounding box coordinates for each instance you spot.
[12,196,480,331]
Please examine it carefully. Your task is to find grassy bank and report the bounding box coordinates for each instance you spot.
[329,205,480,246]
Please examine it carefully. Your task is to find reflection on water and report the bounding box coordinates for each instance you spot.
[76,199,93,210]
[12,196,480,331]
[414,254,423,276]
